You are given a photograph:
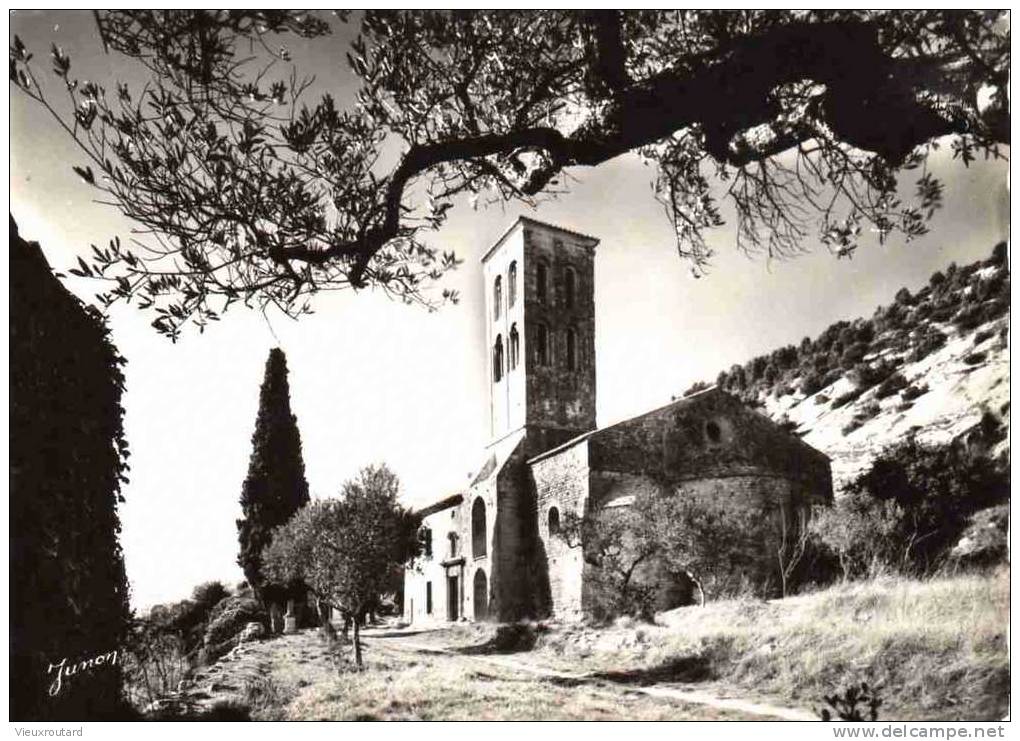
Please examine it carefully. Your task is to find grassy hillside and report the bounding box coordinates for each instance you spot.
[516,569,1008,721]
[686,243,1010,491]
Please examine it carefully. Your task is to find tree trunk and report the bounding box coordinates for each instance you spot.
[686,570,706,607]
[317,599,336,640]
[352,617,363,669]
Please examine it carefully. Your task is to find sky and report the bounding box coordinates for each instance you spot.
[9,11,1010,610]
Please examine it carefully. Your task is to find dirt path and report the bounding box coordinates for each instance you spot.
[164,626,817,720]
[362,628,819,721]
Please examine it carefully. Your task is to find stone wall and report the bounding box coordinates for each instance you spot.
[588,388,832,501]
[524,388,833,620]
[530,441,590,619]
[522,222,597,440]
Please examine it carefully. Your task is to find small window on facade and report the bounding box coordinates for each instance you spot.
[426,582,433,614]
[420,527,433,558]
[706,420,722,444]
[565,328,577,371]
[548,507,560,535]
[448,532,459,559]
[534,323,549,367]
[508,261,518,307]
[564,267,576,309]
[493,335,504,382]
[536,261,548,304]
[493,275,502,320]
[509,324,520,370]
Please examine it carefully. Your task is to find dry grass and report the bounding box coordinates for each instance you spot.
[283,652,752,721]
[174,572,1007,721]
[530,569,1009,720]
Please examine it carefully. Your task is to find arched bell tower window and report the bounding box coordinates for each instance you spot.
[493,275,502,320]
[564,267,576,309]
[493,335,504,382]
[509,324,520,370]
[534,323,549,367]
[565,328,577,371]
[536,260,549,304]
[508,261,518,308]
[472,498,487,557]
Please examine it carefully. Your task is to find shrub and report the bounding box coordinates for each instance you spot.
[816,438,1009,579]
[964,351,986,366]
[973,329,995,345]
[980,298,1008,323]
[243,676,294,721]
[777,415,799,434]
[818,683,883,722]
[800,372,824,396]
[840,342,868,367]
[123,630,190,711]
[989,241,1007,266]
[953,304,983,331]
[911,328,947,361]
[192,581,229,610]
[832,387,864,408]
[842,402,880,435]
[849,360,895,389]
[842,418,865,435]
[875,372,908,399]
[821,368,844,387]
[816,393,831,404]
[901,383,929,402]
[202,594,267,662]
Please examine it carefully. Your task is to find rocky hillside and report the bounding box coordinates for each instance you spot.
[686,243,1010,493]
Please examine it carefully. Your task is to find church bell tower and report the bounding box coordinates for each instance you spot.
[481,217,598,456]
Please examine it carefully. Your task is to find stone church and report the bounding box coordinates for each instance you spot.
[403,217,832,624]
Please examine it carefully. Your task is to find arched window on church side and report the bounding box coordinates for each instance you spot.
[564,267,576,309]
[565,328,577,371]
[509,324,520,370]
[493,275,502,320]
[534,323,549,367]
[508,261,517,308]
[472,498,487,558]
[493,335,504,382]
[536,260,548,304]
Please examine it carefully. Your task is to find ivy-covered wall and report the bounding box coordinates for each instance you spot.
[10,216,132,720]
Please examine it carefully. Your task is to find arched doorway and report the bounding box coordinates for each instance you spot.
[473,569,489,620]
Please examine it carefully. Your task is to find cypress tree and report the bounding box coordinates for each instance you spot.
[237,348,310,607]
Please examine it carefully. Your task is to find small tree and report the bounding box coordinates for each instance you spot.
[263,464,419,667]
[237,348,310,621]
[558,489,777,619]
[559,506,660,621]
[775,503,810,598]
[648,490,773,605]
